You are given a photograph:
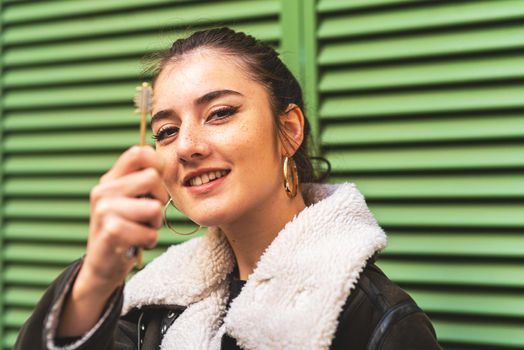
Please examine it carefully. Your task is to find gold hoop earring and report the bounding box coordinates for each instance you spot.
[283,156,299,198]
[163,198,203,236]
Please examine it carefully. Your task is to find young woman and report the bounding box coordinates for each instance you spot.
[14,27,442,350]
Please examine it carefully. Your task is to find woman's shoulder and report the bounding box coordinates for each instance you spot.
[331,258,442,349]
[356,260,415,310]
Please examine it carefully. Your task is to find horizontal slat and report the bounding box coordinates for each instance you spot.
[4,221,90,242]
[321,114,524,145]
[2,0,174,24]
[3,199,188,220]
[3,287,44,307]
[319,55,524,92]
[3,220,200,244]
[319,23,524,65]
[433,318,524,348]
[330,174,524,198]
[327,144,524,172]
[3,331,20,350]
[407,288,524,318]
[3,308,31,328]
[4,153,119,175]
[370,202,524,227]
[384,232,524,257]
[320,85,524,119]
[3,244,85,264]
[318,1,524,39]
[3,21,279,67]
[317,0,413,13]
[4,1,279,45]
[4,82,136,110]
[4,107,140,131]
[5,128,141,153]
[4,58,141,88]
[4,31,170,67]
[378,260,524,287]
[3,265,65,286]
[4,199,89,219]
[4,177,98,196]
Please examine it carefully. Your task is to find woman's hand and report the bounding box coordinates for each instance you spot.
[57,145,168,337]
[83,145,167,287]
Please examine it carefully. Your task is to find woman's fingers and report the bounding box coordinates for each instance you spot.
[97,214,159,250]
[84,214,159,283]
[93,197,164,230]
[91,167,169,205]
[100,145,165,184]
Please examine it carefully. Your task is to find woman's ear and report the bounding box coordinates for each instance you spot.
[279,103,305,157]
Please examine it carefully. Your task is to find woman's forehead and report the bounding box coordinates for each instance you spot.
[157,48,251,83]
[153,51,265,107]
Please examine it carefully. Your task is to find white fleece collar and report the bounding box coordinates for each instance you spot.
[123,182,387,350]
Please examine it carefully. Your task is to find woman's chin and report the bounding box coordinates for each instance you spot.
[185,210,231,228]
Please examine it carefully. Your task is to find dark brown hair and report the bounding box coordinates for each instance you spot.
[147,27,330,183]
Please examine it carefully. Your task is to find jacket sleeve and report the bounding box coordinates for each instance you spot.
[379,310,443,350]
[13,258,137,350]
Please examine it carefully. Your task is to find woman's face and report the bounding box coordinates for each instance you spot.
[152,48,284,227]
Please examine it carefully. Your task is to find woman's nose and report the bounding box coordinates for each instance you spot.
[175,123,210,163]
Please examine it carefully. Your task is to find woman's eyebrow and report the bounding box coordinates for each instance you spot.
[195,89,243,106]
[151,109,176,126]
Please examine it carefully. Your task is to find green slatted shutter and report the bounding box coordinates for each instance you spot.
[317,0,524,349]
[2,1,524,349]
[0,0,4,346]
[0,1,281,348]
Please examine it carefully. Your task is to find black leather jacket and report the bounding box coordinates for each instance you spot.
[14,257,442,350]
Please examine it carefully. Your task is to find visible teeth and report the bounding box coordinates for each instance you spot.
[189,170,228,186]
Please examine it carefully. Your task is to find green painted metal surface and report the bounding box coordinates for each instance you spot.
[3,21,279,67]
[302,0,320,156]
[280,0,302,83]
[0,0,4,345]
[3,1,279,45]
[1,0,524,349]
[0,1,280,348]
[317,0,524,348]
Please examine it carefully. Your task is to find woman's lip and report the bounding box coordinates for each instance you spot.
[185,172,229,194]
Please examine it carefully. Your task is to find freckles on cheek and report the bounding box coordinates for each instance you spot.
[235,120,277,173]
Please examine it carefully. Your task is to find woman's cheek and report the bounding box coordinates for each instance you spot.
[156,150,178,192]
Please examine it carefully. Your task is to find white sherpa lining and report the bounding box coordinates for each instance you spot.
[123,182,388,350]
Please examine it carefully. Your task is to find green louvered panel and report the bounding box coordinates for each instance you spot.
[0,0,4,347]
[318,0,524,349]
[0,1,281,348]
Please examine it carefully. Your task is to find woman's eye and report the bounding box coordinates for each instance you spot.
[153,126,179,141]
[208,106,238,121]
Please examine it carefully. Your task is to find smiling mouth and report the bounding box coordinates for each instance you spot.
[185,170,230,187]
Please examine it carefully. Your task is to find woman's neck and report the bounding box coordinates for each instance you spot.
[220,190,306,281]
